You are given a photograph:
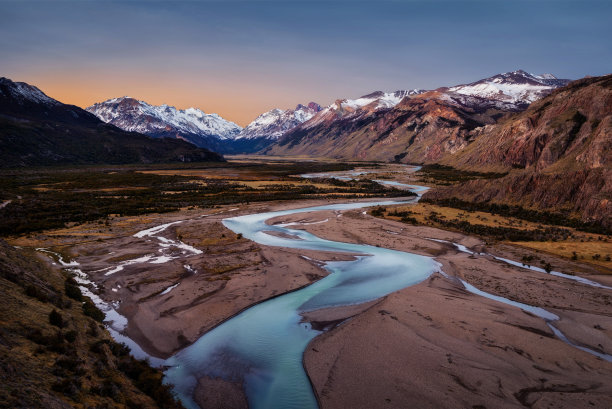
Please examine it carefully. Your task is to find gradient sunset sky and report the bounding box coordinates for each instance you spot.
[2,0,611,126]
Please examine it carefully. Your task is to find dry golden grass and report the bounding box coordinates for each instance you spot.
[33,185,149,193]
[388,203,546,229]
[233,180,335,189]
[139,168,282,181]
[511,241,612,270]
[225,154,341,162]
[0,245,179,408]
[382,203,612,272]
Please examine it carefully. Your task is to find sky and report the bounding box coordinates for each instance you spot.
[1,0,611,126]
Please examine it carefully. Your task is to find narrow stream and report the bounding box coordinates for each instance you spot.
[433,240,612,363]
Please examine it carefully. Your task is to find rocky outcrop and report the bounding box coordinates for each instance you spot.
[442,75,612,172]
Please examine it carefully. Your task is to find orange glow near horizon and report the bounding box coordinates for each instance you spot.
[10,71,328,127]
[2,1,609,130]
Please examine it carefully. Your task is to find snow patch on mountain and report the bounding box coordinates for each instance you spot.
[237,102,321,140]
[302,89,424,130]
[0,77,58,105]
[330,90,424,112]
[299,71,569,131]
[448,70,570,105]
[87,97,242,140]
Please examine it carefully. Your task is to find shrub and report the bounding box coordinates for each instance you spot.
[49,309,64,328]
[65,278,83,301]
[400,216,418,224]
[83,300,105,322]
[370,207,386,217]
[64,330,78,343]
[51,377,81,398]
[25,284,48,303]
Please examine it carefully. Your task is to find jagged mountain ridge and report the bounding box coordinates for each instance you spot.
[87,98,324,154]
[444,69,571,110]
[262,70,571,161]
[237,102,321,140]
[302,90,425,130]
[230,102,322,152]
[86,97,242,153]
[0,77,223,167]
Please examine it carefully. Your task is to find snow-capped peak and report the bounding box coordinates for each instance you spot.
[327,89,424,113]
[300,89,425,130]
[447,70,570,105]
[236,102,321,140]
[86,97,242,140]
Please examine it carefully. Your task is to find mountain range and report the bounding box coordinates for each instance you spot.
[2,70,609,227]
[86,97,241,153]
[263,70,571,161]
[86,99,321,153]
[229,102,322,152]
[85,70,569,156]
[0,77,223,167]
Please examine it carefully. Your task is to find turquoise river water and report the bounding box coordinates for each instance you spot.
[163,198,440,409]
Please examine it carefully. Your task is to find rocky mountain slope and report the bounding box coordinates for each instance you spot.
[232,102,321,152]
[0,78,223,167]
[262,70,570,161]
[87,97,241,153]
[426,74,612,228]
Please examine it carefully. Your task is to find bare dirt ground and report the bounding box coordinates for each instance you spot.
[16,199,371,358]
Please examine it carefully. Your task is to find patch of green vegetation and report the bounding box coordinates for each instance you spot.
[0,162,401,236]
[417,164,507,185]
[420,197,611,235]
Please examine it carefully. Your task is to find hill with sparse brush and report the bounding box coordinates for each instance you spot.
[0,240,184,408]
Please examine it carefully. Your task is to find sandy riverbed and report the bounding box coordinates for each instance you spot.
[279,208,612,409]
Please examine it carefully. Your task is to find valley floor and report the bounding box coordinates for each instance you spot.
[4,161,610,409]
[11,195,612,409]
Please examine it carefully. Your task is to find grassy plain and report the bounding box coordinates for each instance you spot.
[375,202,612,272]
[0,160,406,237]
